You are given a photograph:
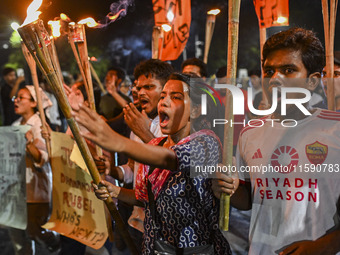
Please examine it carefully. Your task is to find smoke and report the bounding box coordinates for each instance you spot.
[109,0,134,18]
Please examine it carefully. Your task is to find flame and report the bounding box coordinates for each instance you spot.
[60,13,71,22]
[207,9,221,15]
[22,0,43,26]
[276,16,288,24]
[107,9,125,21]
[11,22,20,31]
[167,10,174,22]
[78,17,99,28]
[48,20,61,37]
[161,24,172,32]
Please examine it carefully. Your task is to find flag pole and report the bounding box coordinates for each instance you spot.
[219,0,241,231]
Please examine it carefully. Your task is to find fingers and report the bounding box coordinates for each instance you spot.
[63,84,71,96]
[280,244,299,255]
[91,181,110,200]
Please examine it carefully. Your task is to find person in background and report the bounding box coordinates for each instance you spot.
[314,51,340,111]
[10,85,59,254]
[181,58,208,79]
[99,66,131,119]
[0,67,25,125]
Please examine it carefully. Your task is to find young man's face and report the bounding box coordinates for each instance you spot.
[105,70,120,89]
[136,74,163,118]
[182,65,202,77]
[322,64,340,100]
[262,48,315,116]
[4,71,16,85]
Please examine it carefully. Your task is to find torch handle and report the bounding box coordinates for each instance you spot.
[21,44,51,156]
[90,62,106,94]
[219,0,241,231]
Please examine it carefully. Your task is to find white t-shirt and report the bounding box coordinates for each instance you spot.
[237,109,340,254]
[12,113,52,203]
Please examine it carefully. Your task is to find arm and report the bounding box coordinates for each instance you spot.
[280,196,340,255]
[280,228,340,255]
[73,104,177,171]
[106,80,129,108]
[92,180,144,207]
[123,103,155,143]
[9,76,25,99]
[25,130,44,165]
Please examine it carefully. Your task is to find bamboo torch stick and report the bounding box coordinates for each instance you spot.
[21,43,51,156]
[18,20,139,255]
[152,26,161,59]
[67,23,91,103]
[259,27,268,105]
[322,0,338,111]
[203,9,220,64]
[219,0,241,231]
[90,62,106,94]
[76,24,96,111]
[76,24,102,157]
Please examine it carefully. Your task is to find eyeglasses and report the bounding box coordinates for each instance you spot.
[12,96,33,102]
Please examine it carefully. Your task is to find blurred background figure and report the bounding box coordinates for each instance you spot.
[1,67,26,125]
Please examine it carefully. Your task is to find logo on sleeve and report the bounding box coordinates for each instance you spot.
[252,149,263,159]
[306,141,328,165]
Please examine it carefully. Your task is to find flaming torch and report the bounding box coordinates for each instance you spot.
[47,20,64,84]
[17,2,138,254]
[68,22,94,110]
[203,9,220,64]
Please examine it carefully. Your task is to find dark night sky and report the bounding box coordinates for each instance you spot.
[0,0,339,75]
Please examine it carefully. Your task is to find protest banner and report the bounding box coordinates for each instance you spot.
[153,0,191,61]
[0,126,30,229]
[43,132,108,249]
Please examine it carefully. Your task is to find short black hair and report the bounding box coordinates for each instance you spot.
[181,58,208,77]
[133,59,174,87]
[262,27,325,75]
[2,67,15,77]
[248,69,261,77]
[107,66,126,81]
[215,66,227,78]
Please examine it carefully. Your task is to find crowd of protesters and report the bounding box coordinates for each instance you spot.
[0,27,339,255]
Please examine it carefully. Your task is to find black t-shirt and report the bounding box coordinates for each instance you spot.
[0,82,26,125]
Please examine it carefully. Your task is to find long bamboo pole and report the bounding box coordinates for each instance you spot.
[90,62,106,94]
[18,20,139,255]
[21,43,51,156]
[259,27,268,105]
[322,0,338,111]
[219,0,241,231]
[203,14,216,64]
[152,26,161,59]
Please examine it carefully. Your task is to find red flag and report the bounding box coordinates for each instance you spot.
[153,0,191,61]
[253,0,289,28]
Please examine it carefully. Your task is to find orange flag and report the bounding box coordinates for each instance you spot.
[153,0,191,61]
[253,0,289,28]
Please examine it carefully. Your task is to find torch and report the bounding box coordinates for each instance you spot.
[219,0,241,231]
[21,43,51,156]
[17,2,138,254]
[152,24,171,59]
[47,20,64,84]
[203,9,220,64]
